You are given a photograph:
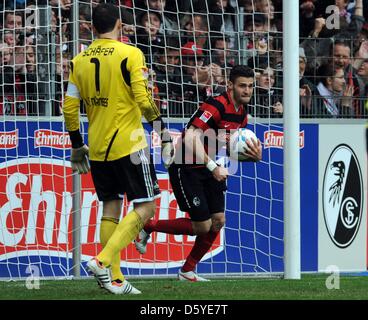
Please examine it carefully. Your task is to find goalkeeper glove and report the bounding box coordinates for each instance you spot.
[70,144,90,174]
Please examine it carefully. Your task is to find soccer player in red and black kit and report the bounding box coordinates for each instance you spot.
[135,65,262,281]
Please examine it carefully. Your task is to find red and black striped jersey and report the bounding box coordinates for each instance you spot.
[174,90,248,167]
[187,90,248,131]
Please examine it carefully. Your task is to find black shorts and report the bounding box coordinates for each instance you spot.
[90,148,160,202]
[168,165,227,222]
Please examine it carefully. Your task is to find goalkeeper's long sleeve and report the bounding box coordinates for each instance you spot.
[129,48,161,122]
[63,94,84,148]
[63,95,80,132]
[131,78,161,122]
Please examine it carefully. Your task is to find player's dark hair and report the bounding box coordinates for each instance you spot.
[92,3,120,34]
[230,65,254,83]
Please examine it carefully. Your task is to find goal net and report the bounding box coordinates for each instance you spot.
[0,0,284,280]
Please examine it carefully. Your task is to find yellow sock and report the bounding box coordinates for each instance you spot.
[97,210,143,267]
[100,217,125,282]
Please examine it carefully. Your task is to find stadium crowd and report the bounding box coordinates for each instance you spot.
[0,0,368,118]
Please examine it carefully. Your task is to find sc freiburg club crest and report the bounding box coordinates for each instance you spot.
[322,144,363,248]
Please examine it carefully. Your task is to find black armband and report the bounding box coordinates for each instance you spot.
[161,130,173,143]
[68,130,84,148]
[149,116,172,143]
[148,116,165,131]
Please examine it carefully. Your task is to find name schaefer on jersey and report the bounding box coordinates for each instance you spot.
[82,46,115,57]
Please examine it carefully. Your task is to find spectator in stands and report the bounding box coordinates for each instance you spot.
[356,58,368,97]
[145,0,165,11]
[147,0,176,34]
[136,0,179,37]
[299,47,316,116]
[188,63,226,111]
[0,42,13,116]
[152,37,182,98]
[56,51,70,84]
[180,14,193,41]
[60,0,71,14]
[181,41,225,112]
[25,44,36,73]
[337,0,365,37]
[332,40,352,70]
[3,10,23,29]
[335,0,353,24]
[181,41,205,98]
[244,14,271,65]
[0,43,27,115]
[79,4,93,43]
[0,0,366,119]
[244,12,268,34]
[25,44,38,115]
[210,34,235,69]
[0,43,12,115]
[353,37,368,69]
[0,43,11,66]
[181,41,208,106]
[49,0,59,7]
[316,64,354,117]
[201,62,226,98]
[3,30,15,49]
[120,6,135,43]
[299,0,318,38]
[3,10,24,45]
[301,0,365,74]
[50,7,58,33]
[207,0,238,49]
[255,0,279,32]
[353,22,368,52]
[302,38,356,95]
[181,13,211,55]
[250,64,283,118]
[24,31,36,46]
[330,39,365,116]
[354,30,368,106]
[136,10,164,65]
[13,45,26,75]
[240,0,256,13]
[62,52,70,82]
[245,13,274,66]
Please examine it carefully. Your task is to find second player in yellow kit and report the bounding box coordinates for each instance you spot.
[63,3,174,295]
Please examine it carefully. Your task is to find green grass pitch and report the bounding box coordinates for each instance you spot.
[0,274,367,300]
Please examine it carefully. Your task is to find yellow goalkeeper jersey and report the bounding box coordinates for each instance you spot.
[63,38,160,161]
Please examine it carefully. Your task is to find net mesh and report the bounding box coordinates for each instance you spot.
[0,0,288,279]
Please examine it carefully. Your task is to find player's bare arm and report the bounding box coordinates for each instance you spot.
[185,125,228,182]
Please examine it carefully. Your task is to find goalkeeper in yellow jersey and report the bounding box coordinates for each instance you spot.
[63,3,173,295]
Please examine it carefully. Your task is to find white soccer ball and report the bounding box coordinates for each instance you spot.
[228,128,257,161]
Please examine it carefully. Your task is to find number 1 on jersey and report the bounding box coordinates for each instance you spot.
[90,58,100,95]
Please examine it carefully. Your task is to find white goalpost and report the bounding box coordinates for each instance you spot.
[0,0,300,280]
[282,0,301,279]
